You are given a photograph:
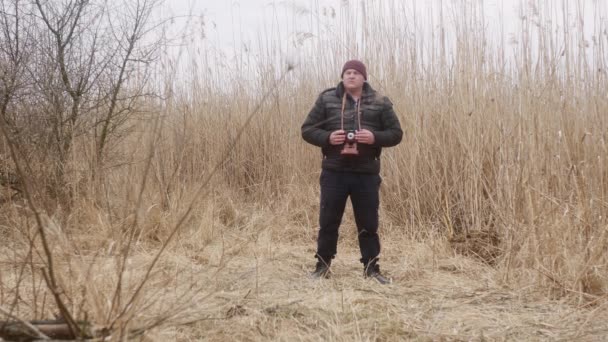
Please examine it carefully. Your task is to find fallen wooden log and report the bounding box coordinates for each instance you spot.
[0,320,100,341]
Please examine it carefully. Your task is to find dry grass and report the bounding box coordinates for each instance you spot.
[1,0,608,340]
[4,206,607,340]
[174,240,608,341]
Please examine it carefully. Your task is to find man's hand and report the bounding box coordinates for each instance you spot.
[355,129,375,144]
[329,130,346,145]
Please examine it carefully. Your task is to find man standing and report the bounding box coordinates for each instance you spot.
[301,60,403,284]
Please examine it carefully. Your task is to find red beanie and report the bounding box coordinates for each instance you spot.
[341,60,367,80]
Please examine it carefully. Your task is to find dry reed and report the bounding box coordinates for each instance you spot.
[1,0,607,340]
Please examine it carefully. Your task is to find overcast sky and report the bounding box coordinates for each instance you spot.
[161,0,519,51]
[156,0,605,73]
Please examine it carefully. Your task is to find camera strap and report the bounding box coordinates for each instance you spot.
[340,93,362,131]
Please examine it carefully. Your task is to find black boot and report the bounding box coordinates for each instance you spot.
[310,260,331,279]
[364,263,391,284]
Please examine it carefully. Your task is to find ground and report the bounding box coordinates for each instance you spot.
[150,237,608,341]
[2,213,607,341]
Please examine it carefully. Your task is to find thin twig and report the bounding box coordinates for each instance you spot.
[108,64,295,330]
[0,86,81,338]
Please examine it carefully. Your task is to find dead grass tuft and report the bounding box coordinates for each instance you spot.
[449,229,502,265]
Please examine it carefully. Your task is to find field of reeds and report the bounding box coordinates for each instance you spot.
[1,0,607,340]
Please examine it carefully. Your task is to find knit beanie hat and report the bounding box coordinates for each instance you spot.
[341,60,367,80]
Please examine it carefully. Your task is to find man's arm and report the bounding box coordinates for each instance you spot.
[301,96,331,147]
[373,97,403,147]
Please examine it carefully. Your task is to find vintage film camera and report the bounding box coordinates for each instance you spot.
[341,130,358,155]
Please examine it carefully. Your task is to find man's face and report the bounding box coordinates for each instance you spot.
[342,69,365,91]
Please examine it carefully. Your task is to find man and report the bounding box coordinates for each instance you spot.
[301,60,403,284]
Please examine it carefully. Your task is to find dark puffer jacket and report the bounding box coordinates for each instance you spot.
[301,82,403,174]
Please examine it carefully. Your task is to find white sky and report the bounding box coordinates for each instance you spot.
[157,0,605,76]
[161,0,519,54]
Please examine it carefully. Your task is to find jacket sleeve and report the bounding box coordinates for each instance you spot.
[301,95,331,147]
[373,96,403,147]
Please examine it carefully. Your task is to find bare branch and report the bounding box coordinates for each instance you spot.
[61,0,88,49]
[109,65,295,330]
[0,78,82,338]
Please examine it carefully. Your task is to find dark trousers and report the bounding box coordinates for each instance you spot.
[316,169,382,266]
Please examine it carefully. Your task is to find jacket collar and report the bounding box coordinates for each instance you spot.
[335,82,375,103]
